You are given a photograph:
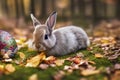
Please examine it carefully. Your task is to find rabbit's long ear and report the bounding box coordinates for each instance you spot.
[30,14,41,27]
[45,11,57,33]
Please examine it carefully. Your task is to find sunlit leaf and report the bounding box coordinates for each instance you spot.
[73,58,81,64]
[95,53,104,58]
[18,52,26,59]
[0,65,4,72]
[44,56,56,64]
[55,59,65,66]
[81,69,100,76]
[5,64,15,74]
[25,52,46,67]
[29,74,38,80]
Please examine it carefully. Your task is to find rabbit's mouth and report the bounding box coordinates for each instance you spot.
[37,44,47,52]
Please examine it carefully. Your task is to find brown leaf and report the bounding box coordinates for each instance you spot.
[44,56,56,64]
[108,53,120,60]
[114,64,120,70]
[111,71,120,80]
[73,58,81,64]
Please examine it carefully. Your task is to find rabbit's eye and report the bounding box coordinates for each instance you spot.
[44,34,48,40]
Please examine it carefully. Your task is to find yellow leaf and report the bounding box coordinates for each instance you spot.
[5,64,15,74]
[55,59,65,66]
[29,74,38,80]
[16,40,23,45]
[26,52,46,67]
[18,52,26,59]
[81,69,100,76]
[0,65,4,72]
[95,53,104,58]
[20,37,27,42]
[88,61,96,65]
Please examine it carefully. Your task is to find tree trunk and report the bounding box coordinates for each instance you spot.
[41,0,47,18]
[91,0,97,24]
[20,0,25,17]
[30,0,35,15]
[70,0,75,17]
[2,0,9,17]
[116,0,120,19]
[78,0,85,17]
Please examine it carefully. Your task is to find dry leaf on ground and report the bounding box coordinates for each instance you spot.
[0,65,4,74]
[81,69,100,76]
[44,56,56,64]
[26,52,46,67]
[53,70,65,80]
[55,59,65,66]
[39,64,49,70]
[29,74,38,80]
[5,64,15,74]
[18,52,26,59]
[95,53,104,58]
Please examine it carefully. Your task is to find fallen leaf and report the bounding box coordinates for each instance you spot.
[18,52,26,59]
[50,64,56,67]
[29,74,38,80]
[5,64,15,74]
[44,56,56,64]
[16,39,23,45]
[26,52,46,67]
[107,53,120,60]
[88,61,96,65]
[0,65,4,75]
[64,65,72,70]
[0,65,4,72]
[55,59,65,66]
[111,71,120,80]
[114,64,120,70]
[73,58,81,64]
[95,53,104,58]
[39,64,49,70]
[19,37,27,42]
[81,69,100,76]
[53,70,65,80]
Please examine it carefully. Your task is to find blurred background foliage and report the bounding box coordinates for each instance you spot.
[0,0,120,38]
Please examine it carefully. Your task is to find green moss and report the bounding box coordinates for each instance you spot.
[0,46,115,80]
[86,73,108,80]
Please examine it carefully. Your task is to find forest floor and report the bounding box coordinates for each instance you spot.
[0,20,120,80]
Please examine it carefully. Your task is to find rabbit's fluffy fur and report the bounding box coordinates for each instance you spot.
[30,11,90,56]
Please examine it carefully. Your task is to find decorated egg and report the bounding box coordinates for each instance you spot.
[0,30,18,59]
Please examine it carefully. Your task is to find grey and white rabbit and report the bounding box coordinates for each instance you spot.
[30,11,90,56]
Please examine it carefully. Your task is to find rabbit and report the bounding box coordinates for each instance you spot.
[30,11,90,56]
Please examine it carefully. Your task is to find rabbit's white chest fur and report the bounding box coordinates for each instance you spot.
[45,26,90,56]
